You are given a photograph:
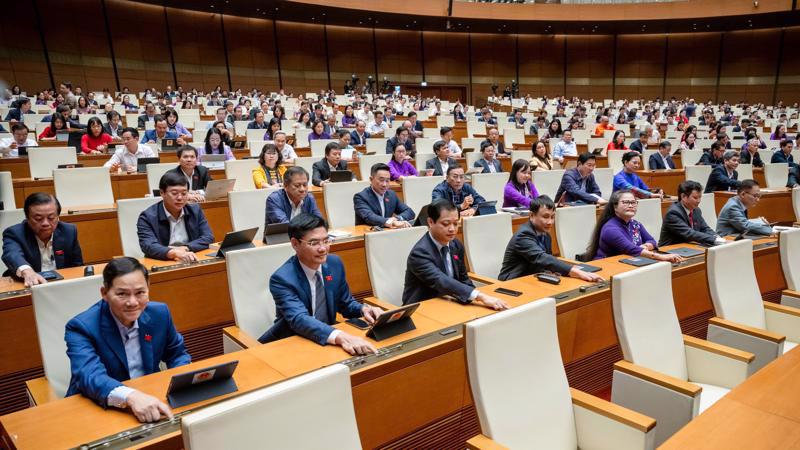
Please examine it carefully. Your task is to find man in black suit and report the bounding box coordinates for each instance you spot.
[353,163,415,227]
[2,193,84,286]
[103,111,123,138]
[704,150,741,193]
[349,120,370,146]
[311,142,351,186]
[137,102,158,129]
[424,140,458,176]
[629,131,648,153]
[739,138,764,168]
[384,126,413,155]
[659,180,725,247]
[165,146,211,202]
[4,98,34,122]
[402,198,509,309]
[648,141,676,170]
[498,195,603,282]
[771,139,800,187]
[698,141,725,166]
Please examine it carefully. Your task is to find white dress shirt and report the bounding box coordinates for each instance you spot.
[298,261,341,344]
[103,144,156,171]
[447,140,462,156]
[164,205,189,246]
[106,316,144,408]
[15,235,56,277]
[0,137,38,157]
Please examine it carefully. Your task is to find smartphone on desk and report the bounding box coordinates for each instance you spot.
[346,318,370,330]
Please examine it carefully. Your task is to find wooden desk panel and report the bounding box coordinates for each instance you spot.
[714,188,795,224]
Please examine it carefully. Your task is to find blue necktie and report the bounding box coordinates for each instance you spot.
[313,272,329,324]
[441,246,454,278]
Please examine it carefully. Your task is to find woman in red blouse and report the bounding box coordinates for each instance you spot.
[38,113,70,140]
[81,117,112,154]
[604,130,628,154]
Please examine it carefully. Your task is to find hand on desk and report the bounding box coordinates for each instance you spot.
[475,293,509,311]
[127,391,173,423]
[335,332,378,356]
[361,304,383,324]
[167,246,198,263]
[569,266,603,283]
[20,268,47,287]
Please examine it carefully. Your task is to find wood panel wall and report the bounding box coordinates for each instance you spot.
[4,1,800,105]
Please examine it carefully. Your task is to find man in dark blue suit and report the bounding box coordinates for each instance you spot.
[65,257,190,422]
[402,199,509,309]
[771,139,800,187]
[4,97,34,122]
[140,116,183,146]
[349,120,371,146]
[137,171,214,261]
[648,141,677,170]
[384,126,413,154]
[553,153,608,205]
[258,214,383,355]
[2,192,83,286]
[354,163,415,227]
[431,166,486,217]
[704,150,741,193]
[265,167,323,227]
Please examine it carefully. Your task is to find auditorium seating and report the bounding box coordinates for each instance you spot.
[224,159,259,192]
[146,162,178,193]
[27,147,77,179]
[470,172,507,209]
[228,188,278,237]
[117,196,161,258]
[636,198,663,240]
[684,165,712,191]
[555,204,596,261]
[532,169,565,200]
[364,226,427,306]
[737,163,754,181]
[324,180,369,229]
[0,208,25,273]
[357,154,391,181]
[763,163,789,189]
[402,175,444,214]
[463,213,512,279]
[53,167,113,209]
[780,228,800,308]
[0,171,14,209]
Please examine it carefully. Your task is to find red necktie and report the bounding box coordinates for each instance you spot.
[688,210,694,228]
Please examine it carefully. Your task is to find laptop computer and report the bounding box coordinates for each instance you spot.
[204,178,236,201]
[330,170,353,183]
[136,157,160,173]
[56,130,70,142]
[166,360,239,408]
[210,227,258,258]
[161,138,179,150]
[201,153,226,169]
[263,222,290,245]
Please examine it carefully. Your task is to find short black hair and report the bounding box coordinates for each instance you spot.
[781,139,793,149]
[159,170,190,191]
[176,145,197,158]
[24,192,60,217]
[677,180,703,197]
[10,123,28,133]
[324,141,340,156]
[103,257,149,290]
[283,166,308,185]
[577,153,596,165]
[370,162,390,177]
[621,151,641,164]
[659,141,671,150]
[288,213,328,241]
[428,198,459,222]
[395,126,408,136]
[433,140,447,153]
[710,141,723,152]
[106,110,120,121]
[480,140,495,152]
[121,127,139,138]
[439,126,452,136]
[737,179,759,194]
[153,114,166,124]
[529,195,556,214]
[446,165,463,176]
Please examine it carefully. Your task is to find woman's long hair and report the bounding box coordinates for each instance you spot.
[586,190,630,260]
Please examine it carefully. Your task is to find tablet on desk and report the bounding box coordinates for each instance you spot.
[166,360,239,408]
[619,256,658,267]
[664,247,704,258]
[210,227,258,258]
[263,222,290,245]
[366,303,419,341]
[330,170,353,183]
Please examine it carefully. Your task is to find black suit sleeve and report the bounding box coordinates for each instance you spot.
[512,231,572,275]
[662,208,717,246]
[406,243,475,303]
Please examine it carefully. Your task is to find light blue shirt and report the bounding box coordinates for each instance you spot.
[553,140,577,160]
[106,315,144,408]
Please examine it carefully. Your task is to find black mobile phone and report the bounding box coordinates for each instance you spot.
[346,318,370,330]
[494,287,523,297]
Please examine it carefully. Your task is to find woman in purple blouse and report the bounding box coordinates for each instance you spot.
[388,143,418,181]
[307,120,330,141]
[502,159,539,208]
[341,105,357,128]
[587,190,684,262]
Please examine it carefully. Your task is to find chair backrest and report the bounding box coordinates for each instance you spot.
[555,204,596,260]
[681,149,705,166]
[295,128,312,148]
[470,173,508,209]
[462,138,484,151]
[181,364,361,450]
[145,162,178,193]
[117,197,162,258]
[794,186,800,222]
[641,150,659,170]
[636,198,663,240]
[531,169,565,199]
[706,239,766,328]
[324,180,369,229]
[358,154,392,181]
[0,171,15,209]
[612,262,688,380]
[414,152,435,172]
[510,150,532,162]
[402,175,444,214]
[436,115,455,128]
[422,128,439,138]
[229,188,278,237]
[0,208,25,273]
[245,129,267,143]
[503,128,525,147]
[699,192,718,231]
[415,138,436,154]
[365,226,427,306]
[292,157,316,182]
[685,165,712,190]
[465,150,482,168]
[224,159,260,191]
[588,138,608,153]
[737,163,753,181]
[606,150,627,174]
[463,213,513,278]
[465,298,577,449]
[764,163,789,189]
[365,138,388,154]
[310,139,335,158]
[226,243,296,339]
[780,227,800,291]
[592,168,614,200]
[53,167,113,209]
[28,147,77,179]
[31,276,104,397]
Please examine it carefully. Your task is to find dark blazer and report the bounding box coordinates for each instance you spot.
[771,150,797,167]
[704,166,740,193]
[498,221,573,281]
[102,123,123,138]
[431,181,486,209]
[425,157,458,177]
[739,150,764,168]
[698,152,723,166]
[65,300,190,406]
[311,158,350,186]
[258,254,364,344]
[349,130,371,146]
[4,108,33,122]
[166,165,211,192]
[403,234,475,305]
[629,140,646,153]
[265,189,323,226]
[658,201,717,247]
[136,202,214,260]
[353,187,415,226]
[2,221,83,276]
[137,114,156,129]
[473,158,503,173]
[483,139,505,154]
[247,121,268,129]
[648,153,676,170]
[553,168,603,204]
[385,136,413,154]
[140,129,178,144]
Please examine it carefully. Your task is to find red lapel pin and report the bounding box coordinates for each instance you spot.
[453,255,459,261]
[144,334,152,342]
[325,275,333,281]
[55,250,64,256]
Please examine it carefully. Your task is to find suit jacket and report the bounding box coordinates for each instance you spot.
[648,153,676,170]
[629,140,646,153]
[4,108,32,122]
[431,181,486,209]
[716,196,774,237]
[137,114,156,129]
[483,139,505,154]
[698,152,723,166]
[771,150,797,167]
[553,168,603,204]
[704,166,740,193]
[385,136,413,154]
[166,165,211,192]
[136,202,214,260]
[353,187,415,226]
[473,158,503,173]
[2,221,83,276]
[349,130,371,146]
[102,123,123,138]
[739,150,764,168]
[258,254,364,344]
[498,221,572,281]
[265,189,323,226]
[140,129,178,144]
[658,201,717,247]
[403,234,475,305]
[311,158,350,186]
[65,300,190,406]
[425,157,458,177]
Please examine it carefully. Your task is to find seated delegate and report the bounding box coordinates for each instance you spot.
[431,166,487,218]
[312,142,352,186]
[265,167,323,226]
[387,143,418,181]
[553,153,608,205]
[104,127,156,173]
[647,141,676,170]
[252,143,287,189]
[503,159,539,209]
[354,163,415,228]
[65,257,190,423]
[716,179,775,237]
[165,145,211,203]
[659,180,725,247]
[136,172,214,262]
[704,150,741,193]
[473,141,502,173]
[425,140,458,176]
[257,214,384,356]
[2,192,83,287]
[612,151,663,198]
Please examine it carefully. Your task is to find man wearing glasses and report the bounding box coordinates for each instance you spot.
[716,179,775,237]
[258,213,383,355]
[431,166,486,217]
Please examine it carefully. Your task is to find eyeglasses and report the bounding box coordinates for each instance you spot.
[744,191,762,200]
[299,238,332,249]
[619,200,638,206]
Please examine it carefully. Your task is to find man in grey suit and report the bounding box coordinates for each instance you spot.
[425,140,458,176]
[659,180,725,247]
[716,179,775,237]
[473,141,503,173]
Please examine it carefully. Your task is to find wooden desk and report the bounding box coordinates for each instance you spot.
[661,347,800,449]
[714,188,796,224]
[637,170,685,197]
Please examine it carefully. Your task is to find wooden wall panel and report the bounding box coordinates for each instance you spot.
[615,34,666,101]
[776,27,800,104]
[565,35,614,100]
[518,35,564,98]
[38,0,115,92]
[375,29,423,85]
[469,33,515,104]
[423,31,470,102]
[718,29,781,104]
[223,16,279,92]
[275,21,328,95]
[167,8,228,92]
[0,2,50,92]
[327,25,375,90]
[665,33,720,102]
